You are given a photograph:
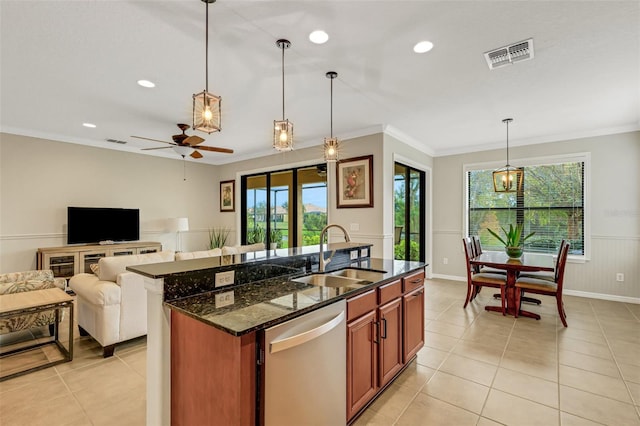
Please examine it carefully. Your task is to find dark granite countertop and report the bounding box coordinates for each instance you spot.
[166,258,426,336]
[127,241,371,279]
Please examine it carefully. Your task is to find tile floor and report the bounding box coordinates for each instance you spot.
[0,278,638,425]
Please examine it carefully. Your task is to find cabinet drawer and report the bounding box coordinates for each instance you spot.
[402,270,425,293]
[378,279,402,305]
[347,289,377,322]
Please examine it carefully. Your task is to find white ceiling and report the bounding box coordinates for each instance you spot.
[1,1,638,165]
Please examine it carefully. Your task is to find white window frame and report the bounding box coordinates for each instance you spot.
[463,152,591,262]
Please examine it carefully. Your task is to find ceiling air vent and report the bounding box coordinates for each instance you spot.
[106,138,128,145]
[484,38,534,70]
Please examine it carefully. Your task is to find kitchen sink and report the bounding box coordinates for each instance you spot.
[292,268,386,288]
[327,268,386,282]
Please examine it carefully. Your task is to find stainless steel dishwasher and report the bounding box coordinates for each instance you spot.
[263,299,346,426]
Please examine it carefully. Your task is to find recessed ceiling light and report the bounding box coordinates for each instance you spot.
[82,123,97,128]
[309,30,329,44]
[413,41,434,53]
[137,79,156,88]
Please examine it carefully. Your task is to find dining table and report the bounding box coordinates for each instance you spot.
[470,251,555,319]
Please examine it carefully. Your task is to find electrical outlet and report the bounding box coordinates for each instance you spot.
[215,270,235,287]
[214,291,234,308]
[443,257,448,265]
[350,250,358,260]
[616,273,625,282]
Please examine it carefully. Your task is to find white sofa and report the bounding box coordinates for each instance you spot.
[69,250,174,357]
[175,248,221,261]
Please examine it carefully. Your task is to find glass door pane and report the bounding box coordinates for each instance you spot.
[270,171,293,248]
[394,164,408,260]
[408,169,422,261]
[298,166,327,247]
[246,174,267,245]
[394,163,425,261]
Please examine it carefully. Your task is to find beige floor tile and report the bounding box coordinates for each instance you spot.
[627,381,640,406]
[609,339,640,367]
[0,375,71,410]
[61,356,143,393]
[73,381,146,426]
[415,345,450,370]
[396,392,479,426]
[559,411,606,426]
[351,407,396,426]
[482,389,559,426]
[557,327,606,345]
[54,337,107,373]
[506,335,558,360]
[0,393,91,426]
[559,365,632,403]
[500,350,558,382]
[368,382,418,420]
[0,365,58,394]
[392,360,435,392]
[426,320,467,339]
[562,313,601,333]
[0,346,53,378]
[421,370,490,414]
[558,337,613,360]
[559,349,621,378]
[438,352,497,386]
[117,346,147,378]
[477,417,504,426]
[560,385,640,425]
[460,324,511,348]
[452,339,505,366]
[620,362,640,384]
[492,367,559,408]
[424,331,460,352]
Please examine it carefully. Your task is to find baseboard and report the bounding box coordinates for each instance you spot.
[563,289,640,305]
[430,274,640,304]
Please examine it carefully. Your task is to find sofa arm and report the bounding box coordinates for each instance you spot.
[53,277,67,290]
[69,273,121,306]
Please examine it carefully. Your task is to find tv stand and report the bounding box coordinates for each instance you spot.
[37,242,162,279]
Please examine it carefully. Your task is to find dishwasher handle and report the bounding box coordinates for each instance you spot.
[270,310,345,354]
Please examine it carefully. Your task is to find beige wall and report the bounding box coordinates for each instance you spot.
[0,133,221,272]
[433,131,640,301]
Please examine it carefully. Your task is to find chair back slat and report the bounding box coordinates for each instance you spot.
[555,241,570,290]
[462,237,475,281]
[472,236,483,256]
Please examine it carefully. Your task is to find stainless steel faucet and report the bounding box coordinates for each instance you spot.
[319,224,351,272]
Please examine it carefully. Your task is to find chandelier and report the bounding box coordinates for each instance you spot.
[323,71,339,162]
[492,118,523,192]
[273,39,293,151]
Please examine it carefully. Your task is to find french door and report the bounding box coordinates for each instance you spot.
[394,163,425,261]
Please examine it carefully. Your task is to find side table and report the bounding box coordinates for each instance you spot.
[0,288,74,381]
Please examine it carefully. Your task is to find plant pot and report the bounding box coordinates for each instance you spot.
[270,243,277,250]
[505,246,523,258]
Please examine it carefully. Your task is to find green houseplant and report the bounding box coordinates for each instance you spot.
[208,227,230,249]
[487,224,535,258]
[247,225,266,245]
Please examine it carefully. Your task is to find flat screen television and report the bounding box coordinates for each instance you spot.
[67,207,140,245]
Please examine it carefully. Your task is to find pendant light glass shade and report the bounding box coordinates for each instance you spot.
[492,118,523,192]
[193,0,221,134]
[324,71,339,162]
[273,39,293,151]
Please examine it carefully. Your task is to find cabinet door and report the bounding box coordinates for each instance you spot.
[79,250,108,273]
[347,310,378,421]
[378,298,403,387]
[403,287,425,363]
[43,252,79,278]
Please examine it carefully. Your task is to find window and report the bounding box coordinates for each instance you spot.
[242,165,327,248]
[466,155,587,256]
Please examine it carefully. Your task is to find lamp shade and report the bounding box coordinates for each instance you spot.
[167,217,189,233]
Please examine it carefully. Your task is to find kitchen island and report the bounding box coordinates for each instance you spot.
[128,245,426,425]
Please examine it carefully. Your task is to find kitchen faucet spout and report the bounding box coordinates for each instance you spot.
[319,224,351,272]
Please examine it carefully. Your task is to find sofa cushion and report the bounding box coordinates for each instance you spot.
[97,250,174,282]
[175,248,221,261]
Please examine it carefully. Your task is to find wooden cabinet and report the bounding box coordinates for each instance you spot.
[346,270,425,421]
[37,242,162,278]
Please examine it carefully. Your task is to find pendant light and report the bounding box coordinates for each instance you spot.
[324,71,339,162]
[192,0,221,134]
[273,39,293,151]
[492,118,523,192]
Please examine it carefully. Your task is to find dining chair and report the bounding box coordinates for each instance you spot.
[462,237,506,314]
[471,236,507,275]
[514,241,570,326]
[519,239,567,281]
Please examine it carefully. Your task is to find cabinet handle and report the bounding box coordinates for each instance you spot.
[381,317,387,339]
[410,278,422,284]
[406,290,424,300]
[373,321,379,344]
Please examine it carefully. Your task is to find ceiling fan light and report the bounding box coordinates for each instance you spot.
[173,145,192,157]
[273,119,293,151]
[193,90,221,134]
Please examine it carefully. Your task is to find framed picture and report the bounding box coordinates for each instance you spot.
[220,180,235,212]
[337,155,373,208]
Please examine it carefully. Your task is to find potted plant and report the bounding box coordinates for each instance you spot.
[208,227,230,249]
[487,224,535,258]
[247,225,265,245]
[269,228,282,250]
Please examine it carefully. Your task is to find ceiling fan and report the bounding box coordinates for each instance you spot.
[132,123,233,159]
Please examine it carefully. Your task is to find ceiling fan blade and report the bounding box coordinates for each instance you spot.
[190,150,203,159]
[184,135,205,146]
[131,135,174,145]
[196,145,234,154]
[141,146,172,151]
